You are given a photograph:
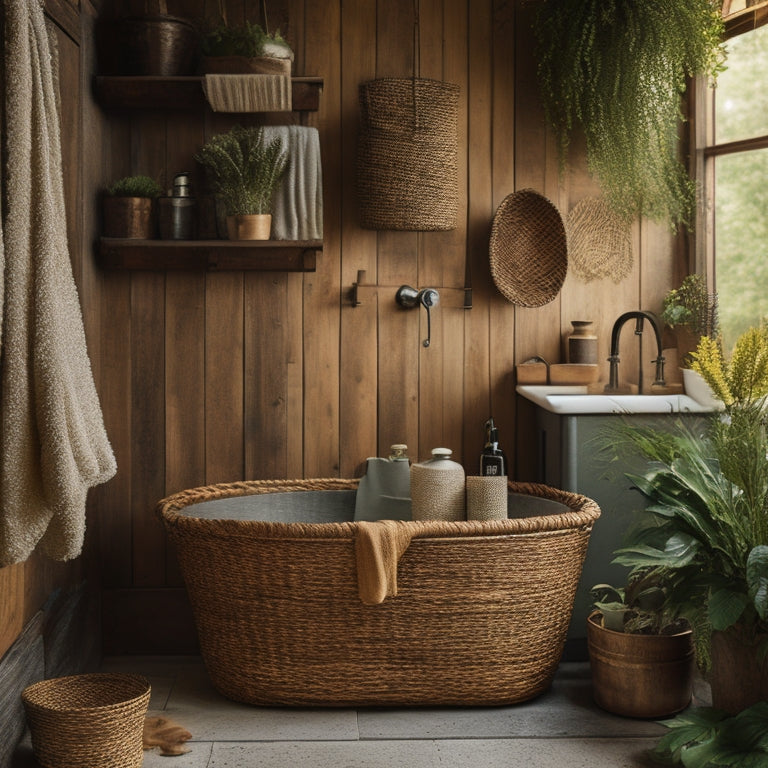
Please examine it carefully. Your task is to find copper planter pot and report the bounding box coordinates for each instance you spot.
[710,627,768,715]
[117,15,198,76]
[587,611,694,718]
[226,214,272,241]
[103,197,155,239]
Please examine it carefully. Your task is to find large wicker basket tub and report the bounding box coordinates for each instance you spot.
[157,478,600,708]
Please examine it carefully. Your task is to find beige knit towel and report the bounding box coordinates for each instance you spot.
[0,0,117,565]
[203,74,292,112]
[355,520,414,605]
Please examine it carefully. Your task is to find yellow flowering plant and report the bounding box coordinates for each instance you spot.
[690,327,768,408]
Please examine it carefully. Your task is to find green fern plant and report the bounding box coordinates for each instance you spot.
[195,126,288,216]
[534,0,725,229]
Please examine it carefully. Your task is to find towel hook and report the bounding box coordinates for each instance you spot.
[395,285,440,347]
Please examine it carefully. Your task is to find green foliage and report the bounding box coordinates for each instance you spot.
[591,568,683,634]
[201,20,291,59]
[533,0,725,229]
[662,275,719,337]
[605,392,768,670]
[107,175,163,198]
[195,126,287,216]
[652,703,768,767]
[691,326,768,407]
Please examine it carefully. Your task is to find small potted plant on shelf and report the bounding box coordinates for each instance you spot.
[201,18,293,75]
[604,326,768,715]
[102,175,163,239]
[587,568,694,719]
[195,126,287,241]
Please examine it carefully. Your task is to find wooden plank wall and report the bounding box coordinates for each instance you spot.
[93,0,684,652]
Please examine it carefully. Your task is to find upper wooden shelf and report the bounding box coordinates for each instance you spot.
[98,238,320,272]
[93,76,323,112]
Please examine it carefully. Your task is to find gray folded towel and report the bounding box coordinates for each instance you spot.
[263,126,323,241]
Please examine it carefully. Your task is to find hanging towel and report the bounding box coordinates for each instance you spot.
[355,520,414,605]
[203,74,292,113]
[0,0,117,565]
[262,125,323,241]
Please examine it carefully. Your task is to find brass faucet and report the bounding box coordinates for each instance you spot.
[606,311,666,394]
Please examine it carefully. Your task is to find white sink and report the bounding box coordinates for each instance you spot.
[516,385,720,415]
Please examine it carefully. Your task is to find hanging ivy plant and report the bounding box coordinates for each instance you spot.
[534,0,726,229]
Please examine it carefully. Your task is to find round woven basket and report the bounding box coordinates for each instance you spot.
[22,673,151,768]
[357,77,460,231]
[489,189,567,307]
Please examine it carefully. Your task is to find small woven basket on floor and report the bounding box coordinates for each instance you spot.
[357,77,460,231]
[22,673,151,768]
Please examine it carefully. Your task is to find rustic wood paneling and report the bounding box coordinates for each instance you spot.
[86,0,686,651]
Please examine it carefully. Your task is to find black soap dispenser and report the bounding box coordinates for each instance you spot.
[480,418,507,476]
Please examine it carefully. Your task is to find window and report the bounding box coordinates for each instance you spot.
[703,16,768,349]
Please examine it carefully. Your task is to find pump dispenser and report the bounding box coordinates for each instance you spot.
[480,418,507,476]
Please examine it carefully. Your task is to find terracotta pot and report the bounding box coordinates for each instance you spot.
[226,214,272,241]
[587,611,694,718]
[710,627,768,715]
[103,197,155,239]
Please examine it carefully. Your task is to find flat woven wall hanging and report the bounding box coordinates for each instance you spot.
[566,196,632,283]
[356,77,460,231]
[489,189,567,307]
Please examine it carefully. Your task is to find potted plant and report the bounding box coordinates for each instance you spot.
[201,18,293,75]
[195,126,287,241]
[606,326,768,714]
[102,175,163,239]
[587,568,695,718]
[533,0,725,229]
[661,274,719,363]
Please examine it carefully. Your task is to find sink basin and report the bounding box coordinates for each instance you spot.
[516,385,720,415]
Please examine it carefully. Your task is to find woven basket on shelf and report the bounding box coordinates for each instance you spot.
[22,673,151,768]
[489,189,568,307]
[357,77,460,231]
[157,477,600,707]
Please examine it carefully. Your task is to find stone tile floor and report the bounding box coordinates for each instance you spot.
[13,656,712,767]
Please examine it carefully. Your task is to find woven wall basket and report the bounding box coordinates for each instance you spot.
[489,189,567,307]
[357,77,460,231]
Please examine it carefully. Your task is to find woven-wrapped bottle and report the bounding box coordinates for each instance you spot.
[410,448,466,521]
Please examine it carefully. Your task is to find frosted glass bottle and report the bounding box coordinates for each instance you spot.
[410,447,466,522]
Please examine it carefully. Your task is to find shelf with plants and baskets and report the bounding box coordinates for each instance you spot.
[95,16,323,273]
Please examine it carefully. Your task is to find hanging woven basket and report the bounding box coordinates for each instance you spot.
[357,77,460,231]
[489,189,567,307]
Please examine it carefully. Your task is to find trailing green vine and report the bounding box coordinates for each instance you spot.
[534,0,725,229]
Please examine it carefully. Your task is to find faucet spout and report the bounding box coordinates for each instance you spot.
[606,311,666,394]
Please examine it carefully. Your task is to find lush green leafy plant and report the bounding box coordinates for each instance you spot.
[591,567,684,634]
[602,329,768,669]
[652,703,768,766]
[195,126,287,216]
[534,0,725,229]
[107,175,163,198]
[662,274,719,338]
[201,20,292,60]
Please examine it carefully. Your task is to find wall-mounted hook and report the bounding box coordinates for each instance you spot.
[396,285,440,347]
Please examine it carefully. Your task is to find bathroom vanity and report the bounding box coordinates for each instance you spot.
[516,385,717,659]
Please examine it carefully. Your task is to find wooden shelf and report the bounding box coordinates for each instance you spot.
[93,76,323,112]
[98,238,320,272]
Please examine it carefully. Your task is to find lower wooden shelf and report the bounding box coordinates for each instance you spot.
[98,238,320,272]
